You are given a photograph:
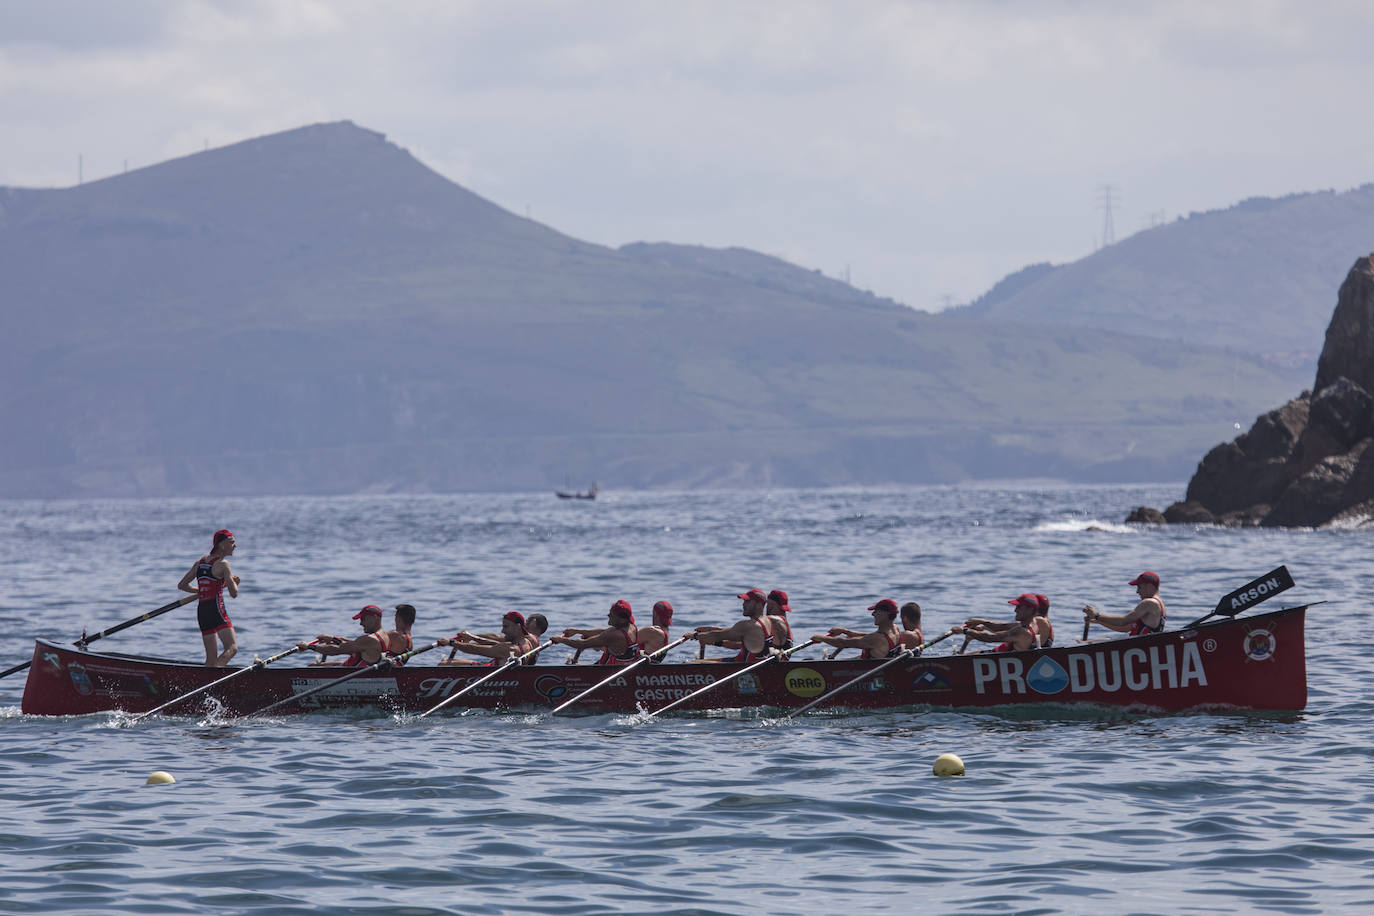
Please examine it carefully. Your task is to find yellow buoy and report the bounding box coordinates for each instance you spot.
[933,753,964,777]
[145,771,176,785]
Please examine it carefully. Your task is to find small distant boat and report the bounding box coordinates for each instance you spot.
[555,484,599,500]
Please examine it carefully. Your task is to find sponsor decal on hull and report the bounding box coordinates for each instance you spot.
[911,666,953,692]
[972,642,1208,697]
[292,676,400,707]
[784,668,826,698]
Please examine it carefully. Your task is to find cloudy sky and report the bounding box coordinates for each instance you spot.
[3,0,1372,310]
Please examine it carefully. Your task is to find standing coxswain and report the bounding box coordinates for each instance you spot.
[177,528,239,667]
[1083,572,1167,636]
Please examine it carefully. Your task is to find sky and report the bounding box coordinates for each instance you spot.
[3,0,1373,311]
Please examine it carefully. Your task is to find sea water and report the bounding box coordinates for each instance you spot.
[0,485,1370,915]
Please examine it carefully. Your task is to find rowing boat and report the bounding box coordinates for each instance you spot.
[18,604,1308,716]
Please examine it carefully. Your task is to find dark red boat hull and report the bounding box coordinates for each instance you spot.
[20,605,1307,716]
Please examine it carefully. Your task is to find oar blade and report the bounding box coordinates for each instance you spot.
[1213,566,1294,617]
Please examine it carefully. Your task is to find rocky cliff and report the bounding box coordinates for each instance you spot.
[1129,255,1374,527]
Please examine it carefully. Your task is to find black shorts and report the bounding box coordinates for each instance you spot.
[197,598,233,635]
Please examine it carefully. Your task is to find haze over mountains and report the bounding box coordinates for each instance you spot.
[0,121,1361,497]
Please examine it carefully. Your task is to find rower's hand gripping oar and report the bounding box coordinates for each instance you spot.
[418,641,551,718]
[246,641,443,718]
[551,635,693,715]
[1,594,198,681]
[644,639,818,719]
[130,643,309,721]
[784,630,955,719]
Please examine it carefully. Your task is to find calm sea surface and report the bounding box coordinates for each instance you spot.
[1,485,1370,915]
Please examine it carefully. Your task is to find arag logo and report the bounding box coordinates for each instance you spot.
[784,667,827,698]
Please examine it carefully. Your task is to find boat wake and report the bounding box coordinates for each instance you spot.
[1034,518,1136,534]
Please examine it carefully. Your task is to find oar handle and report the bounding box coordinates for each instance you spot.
[78,594,198,647]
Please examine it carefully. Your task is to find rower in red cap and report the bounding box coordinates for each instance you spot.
[689,589,776,662]
[954,594,1040,652]
[960,592,1051,649]
[1083,572,1167,636]
[551,600,640,664]
[765,590,794,651]
[176,528,240,667]
[812,599,904,659]
[300,604,393,666]
[440,611,532,665]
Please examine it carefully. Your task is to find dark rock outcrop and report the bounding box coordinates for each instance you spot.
[1125,506,1166,524]
[1162,501,1214,524]
[1129,255,1374,528]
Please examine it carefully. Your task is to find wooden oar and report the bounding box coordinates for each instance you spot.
[246,641,442,718]
[551,635,693,715]
[784,630,957,719]
[0,594,197,680]
[644,640,818,719]
[129,643,309,722]
[417,642,551,718]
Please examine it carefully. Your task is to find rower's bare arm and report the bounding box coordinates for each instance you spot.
[218,560,238,598]
[177,565,197,595]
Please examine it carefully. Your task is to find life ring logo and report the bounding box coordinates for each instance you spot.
[784,668,826,698]
[1242,629,1276,662]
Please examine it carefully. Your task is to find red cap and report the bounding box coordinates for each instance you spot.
[652,600,674,622]
[352,604,383,619]
[503,610,528,633]
[1008,593,1039,609]
[738,589,767,602]
[213,529,234,547]
[767,589,790,613]
[610,599,634,624]
[1129,571,1160,586]
[868,598,898,614]
[1035,594,1050,612]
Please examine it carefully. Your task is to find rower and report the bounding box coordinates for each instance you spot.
[176,528,240,667]
[766,589,794,650]
[300,604,391,666]
[1034,594,1054,647]
[955,594,1038,652]
[812,599,903,659]
[637,601,674,654]
[439,611,530,665]
[1083,572,1167,636]
[689,589,775,662]
[898,601,923,649]
[550,600,640,665]
[386,604,417,659]
[961,593,1050,648]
